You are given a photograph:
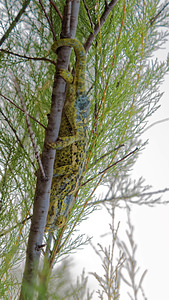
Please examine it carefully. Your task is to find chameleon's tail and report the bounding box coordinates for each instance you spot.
[51,39,86,95]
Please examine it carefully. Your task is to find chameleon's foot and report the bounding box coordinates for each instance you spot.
[45,142,52,150]
[45,139,64,150]
[45,134,79,150]
[58,69,73,84]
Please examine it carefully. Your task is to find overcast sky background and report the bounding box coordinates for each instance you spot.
[72,28,169,300]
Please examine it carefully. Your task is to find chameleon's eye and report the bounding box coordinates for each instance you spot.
[55,216,67,228]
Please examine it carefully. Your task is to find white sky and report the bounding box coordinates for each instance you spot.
[130,42,169,299]
[72,29,169,300]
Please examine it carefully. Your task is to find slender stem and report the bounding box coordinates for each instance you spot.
[49,0,63,19]
[10,71,47,180]
[0,0,31,46]
[0,93,46,129]
[82,147,138,187]
[0,49,56,66]
[84,0,119,53]
[39,0,56,41]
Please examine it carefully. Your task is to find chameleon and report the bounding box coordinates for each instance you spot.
[45,39,90,232]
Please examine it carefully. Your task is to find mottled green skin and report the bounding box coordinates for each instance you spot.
[45,39,90,232]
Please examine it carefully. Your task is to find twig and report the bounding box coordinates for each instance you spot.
[10,71,47,180]
[0,216,32,237]
[150,2,169,25]
[39,0,56,41]
[99,147,138,174]
[92,144,124,165]
[89,187,169,206]
[49,0,63,20]
[0,0,31,47]
[82,0,94,29]
[0,49,56,66]
[84,0,119,53]
[0,107,35,168]
[49,1,54,30]
[0,107,25,150]
[105,0,109,9]
[82,147,138,187]
[0,93,46,129]
[143,118,169,133]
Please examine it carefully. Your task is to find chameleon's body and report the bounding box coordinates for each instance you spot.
[45,39,90,232]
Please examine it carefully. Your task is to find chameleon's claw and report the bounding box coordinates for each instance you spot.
[45,142,52,150]
[45,139,64,150]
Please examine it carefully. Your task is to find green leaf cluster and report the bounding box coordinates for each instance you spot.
[0,0,169,298]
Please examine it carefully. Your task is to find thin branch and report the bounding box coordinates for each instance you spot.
[82,0,94,29]
[0,216,32,237]
[39,0,56,41]
[143,118,169,133]
[90,187,169,206]
[49,0,63,19]
[84,0,119,53]
[0,0,31,46]
[10,71,46,180]
[132,187,169,197]
[105,0,109,9]
[82,148,138,187]
[0,49,56,66]
[150,2,169,25]
[0,108,25,150]
[0,93,46,129]
[49,1,54,30]
[91,144,124,165]
[0,107,35,168]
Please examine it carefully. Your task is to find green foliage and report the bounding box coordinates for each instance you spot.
[0,0,169,298]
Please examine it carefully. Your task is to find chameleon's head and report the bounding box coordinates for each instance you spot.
[55,215,67,228]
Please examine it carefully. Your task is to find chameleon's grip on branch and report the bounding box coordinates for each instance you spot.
[45,39,90,232]
[51,39,86,95]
